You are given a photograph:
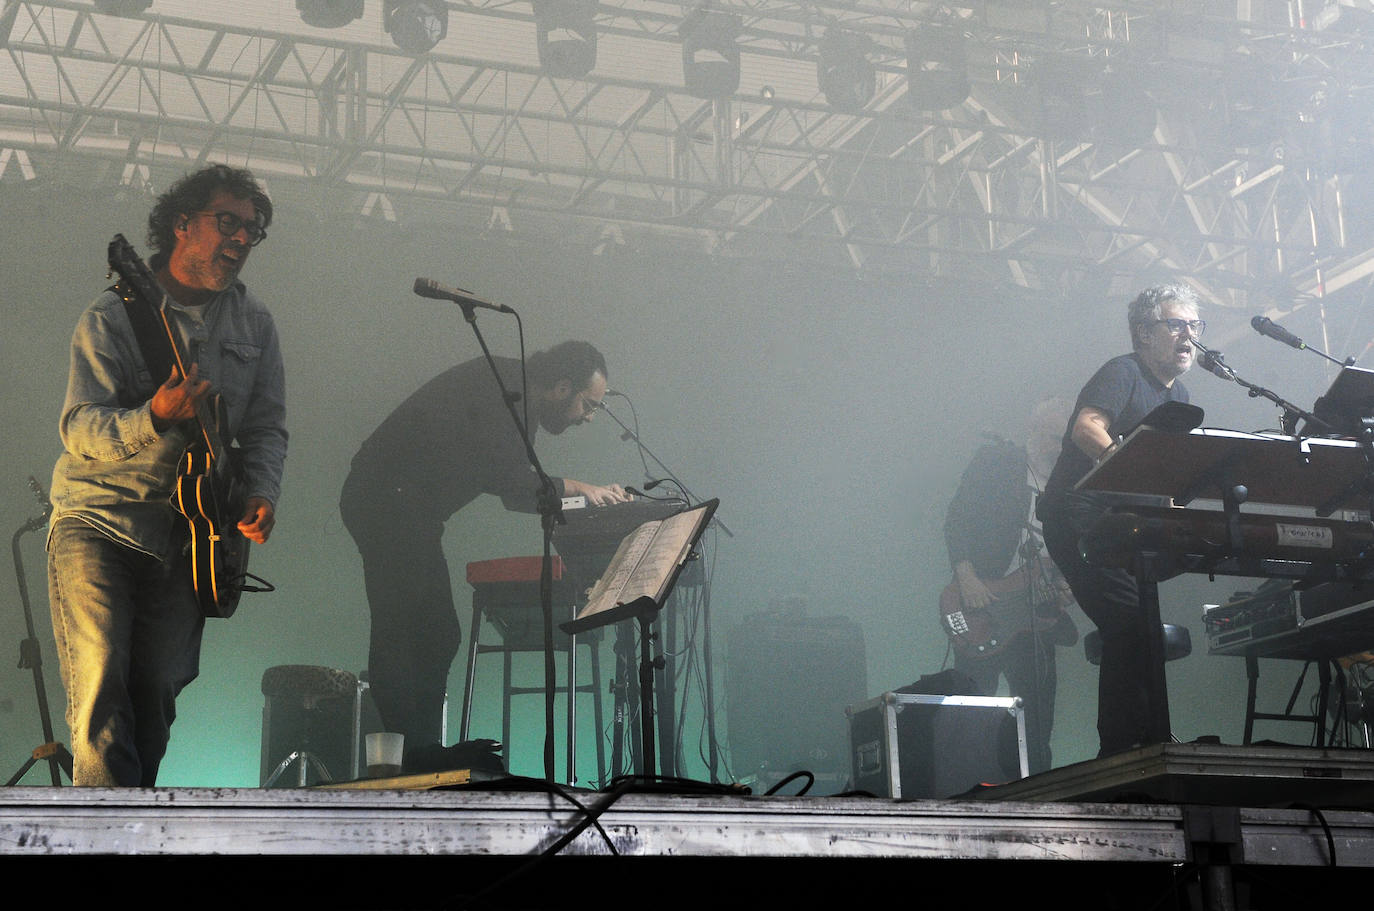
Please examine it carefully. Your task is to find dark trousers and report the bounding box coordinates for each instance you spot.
[1040,492,1161,757]
[956,633,1058,775]
[339,481,461,752]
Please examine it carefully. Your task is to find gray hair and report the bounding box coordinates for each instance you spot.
[1127,283,1201,349]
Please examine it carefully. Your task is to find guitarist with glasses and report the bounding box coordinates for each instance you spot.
[46,164,288,786]
[939,397,1078,775]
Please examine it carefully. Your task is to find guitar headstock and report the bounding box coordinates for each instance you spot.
[107,234,163,306]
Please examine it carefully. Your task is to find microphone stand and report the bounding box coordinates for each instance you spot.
[443,295,561,783]
[598,395,728,783]
[1191,341,1334,436]
[6,477,72,786]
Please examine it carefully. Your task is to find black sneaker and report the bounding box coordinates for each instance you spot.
[403,739,505,774]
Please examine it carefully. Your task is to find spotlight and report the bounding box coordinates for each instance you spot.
[297,0,365,29]
[818,26,875,113]
[384,1,449,54]
[534,0,598,78]
[904,25,969,111]
[93,0,152,14]
[680,9,742,99]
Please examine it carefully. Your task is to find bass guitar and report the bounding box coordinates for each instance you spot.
[937,560,1075,661]
[106,234,251,619]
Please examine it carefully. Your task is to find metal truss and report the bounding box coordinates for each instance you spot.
[3,0,1374,312]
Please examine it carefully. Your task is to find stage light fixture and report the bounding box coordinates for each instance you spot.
[817,26,875,114]
[680,9,742,99]
[93,0,152,15]
[384,1,449,54]
[297,0,365,29]
[904,26,969,111]
[534,0,598,78]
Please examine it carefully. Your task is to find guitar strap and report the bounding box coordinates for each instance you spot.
[113,282,178,387]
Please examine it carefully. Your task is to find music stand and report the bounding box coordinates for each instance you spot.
[1077,425,1374,747]
[1305,365,1374,439]
[560,499,718,778]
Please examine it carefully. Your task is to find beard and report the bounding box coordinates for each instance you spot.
[182,245,244,293]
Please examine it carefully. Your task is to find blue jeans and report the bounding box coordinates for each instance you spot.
[47,518,204,786]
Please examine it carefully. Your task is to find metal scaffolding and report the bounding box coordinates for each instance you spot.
[3,0,1374,312]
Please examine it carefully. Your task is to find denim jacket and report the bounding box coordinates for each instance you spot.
[48,281,288,559]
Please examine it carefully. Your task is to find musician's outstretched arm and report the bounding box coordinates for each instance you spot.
[1071,406,1116,461]
[563,478,630,506]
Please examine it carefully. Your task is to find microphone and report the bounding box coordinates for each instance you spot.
[1251,315,1305,350]
[1198,349,1234,382]
[412,278,514,313]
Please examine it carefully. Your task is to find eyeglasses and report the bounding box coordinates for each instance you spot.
[1153,317,1206,337]
[574,393,603,417]
[192,210,267,246]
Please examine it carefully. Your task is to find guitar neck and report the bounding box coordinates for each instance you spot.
[108,234,227,468]
[158,310,224,464]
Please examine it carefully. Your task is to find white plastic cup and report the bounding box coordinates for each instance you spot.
[365,732,404,778]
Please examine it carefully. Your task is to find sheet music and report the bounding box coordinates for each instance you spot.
[578,505,710,621]
[585,522,660,609]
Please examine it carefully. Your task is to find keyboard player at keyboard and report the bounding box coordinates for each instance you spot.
[338,341,629,775]
[1035,283,1200,760]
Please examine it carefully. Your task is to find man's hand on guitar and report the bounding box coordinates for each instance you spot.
[237,496,276,544]
[151,363,213,431]
[954,560,996,611]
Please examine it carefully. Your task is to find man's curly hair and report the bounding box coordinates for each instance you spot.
[146,164,272,269]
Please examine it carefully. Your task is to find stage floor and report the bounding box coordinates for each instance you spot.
[4,743,1373,908]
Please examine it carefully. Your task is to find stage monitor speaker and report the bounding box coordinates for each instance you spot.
[725,612,867,788]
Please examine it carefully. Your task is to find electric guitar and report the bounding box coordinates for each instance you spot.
[107,234,250,619]
[937,560,1076,661]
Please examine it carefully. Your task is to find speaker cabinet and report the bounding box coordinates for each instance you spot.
[725,613,867,789]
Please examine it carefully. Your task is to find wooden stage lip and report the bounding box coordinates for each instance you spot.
[4,744,1374,907]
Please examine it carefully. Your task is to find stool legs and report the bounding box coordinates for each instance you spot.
[459,590,608,784]
[459,600,484,742]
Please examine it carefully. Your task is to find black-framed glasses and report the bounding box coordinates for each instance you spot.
[193,210,267,246]
[1154,317,1206,337]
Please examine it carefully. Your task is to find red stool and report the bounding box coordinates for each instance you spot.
[458,556,606,784]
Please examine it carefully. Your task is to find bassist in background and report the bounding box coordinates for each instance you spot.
[940,398,1077,775]
[47,165,287,786]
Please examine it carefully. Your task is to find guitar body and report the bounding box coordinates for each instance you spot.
[173,399,250,619]
[107,234,251,618]
[938,561,1073,661]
